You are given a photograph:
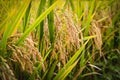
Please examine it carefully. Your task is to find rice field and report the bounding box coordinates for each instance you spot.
[0,0,120,80]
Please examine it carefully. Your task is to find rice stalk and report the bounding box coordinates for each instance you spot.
[16,0,60,46]
[0,0,30,53]
[48,0,55,44]
[35,0,46,52]
[23,1,31,32]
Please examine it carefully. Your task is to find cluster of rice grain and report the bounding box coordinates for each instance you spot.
[54,9,80,65]
[0,34,45,80]
[0,56,17,80]
[89,20,103,56]
[40,8,81,66]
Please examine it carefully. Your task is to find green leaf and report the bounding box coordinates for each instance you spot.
[35,0,46,51]
[23,1,31,32]
[54,39,90,80]
[48,0,55,44]
[0,0,30,52]
[58,59,79,80]
[47,60,58,80]
[16,0,60,46]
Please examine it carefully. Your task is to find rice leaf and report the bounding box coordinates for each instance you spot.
[48,0,55,44]
[23,1,31,32]
[16,0,60,46]
[0,0,30,52]
[35,0,46,51]
[54,39,89,80]
[84,0,95,36]
[58,59,79,80]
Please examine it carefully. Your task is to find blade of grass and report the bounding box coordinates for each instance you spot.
[82,72,102,77]
[69,0,74,11]
[58,59,79,80]
[54,35,96,80]
[48,0,55,44]
[0,8,16,37]
[76,0,82,18]
[84,0,95,36]
[80,51,85,67]
[79,35,97,42]
[0,8,16,31]
[43,47,53,61]
[73,66,86,80]
[0,0,30,52]
[23,1,31,32]
[54,39,89,80]
[16,0,60,46]
[35,0,46,51]
[46,60,58,80]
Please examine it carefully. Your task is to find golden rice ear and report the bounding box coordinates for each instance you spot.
[0,56,17,80]
[89,20,102,54]
[53,9,81,66]
[6,34,45,77]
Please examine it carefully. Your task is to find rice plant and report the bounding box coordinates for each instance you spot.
[0,0,120,80]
